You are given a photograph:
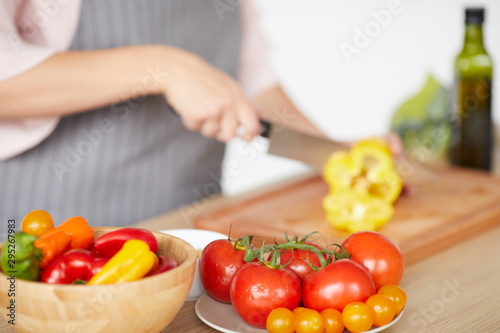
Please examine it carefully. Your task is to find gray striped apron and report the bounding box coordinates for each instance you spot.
[0,0,241,235]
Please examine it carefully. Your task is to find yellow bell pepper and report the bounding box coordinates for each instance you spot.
[322,138,402,233]
[323,138,402,203]
[322,191,394,233]
[87,239,157,285]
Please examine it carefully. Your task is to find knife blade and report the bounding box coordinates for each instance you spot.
[258,120,434,181]
[259,120,349,170]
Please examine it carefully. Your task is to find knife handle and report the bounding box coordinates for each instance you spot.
[259,120,273,139]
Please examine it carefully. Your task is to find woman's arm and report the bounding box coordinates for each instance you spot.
[0,45,261,142]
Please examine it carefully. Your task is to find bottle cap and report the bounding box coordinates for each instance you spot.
[465,7,485,24]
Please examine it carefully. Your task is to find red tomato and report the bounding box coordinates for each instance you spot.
[280,246,324,283]
[302,259,376,312]
[198,239,247,303]
[230,262,301,328]
[342,231,404,290]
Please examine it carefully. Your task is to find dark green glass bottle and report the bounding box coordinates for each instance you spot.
[449,8,494,171]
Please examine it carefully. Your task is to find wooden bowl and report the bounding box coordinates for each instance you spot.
[0,227,197,333]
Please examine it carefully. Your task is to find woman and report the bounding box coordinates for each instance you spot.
[0,1,324,228]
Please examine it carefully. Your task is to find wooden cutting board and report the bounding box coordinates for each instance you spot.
[193,166,500,264]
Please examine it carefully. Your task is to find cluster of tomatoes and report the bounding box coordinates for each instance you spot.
[198,230,406,332]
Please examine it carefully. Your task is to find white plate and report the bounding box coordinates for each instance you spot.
[195,293,404,333]
[159,229,227,301]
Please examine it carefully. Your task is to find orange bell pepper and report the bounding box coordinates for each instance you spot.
[41,216,94,250]
[34,230,72,269]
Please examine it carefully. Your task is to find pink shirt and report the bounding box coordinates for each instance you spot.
[0,0,276,160]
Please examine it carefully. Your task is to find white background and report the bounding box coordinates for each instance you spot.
[222,0,500,196]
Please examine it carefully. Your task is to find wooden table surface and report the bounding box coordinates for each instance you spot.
[2,176,500,333]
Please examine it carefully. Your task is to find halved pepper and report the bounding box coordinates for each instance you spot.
[323,138,403,203]
[0,232,42,281]
[87,239,157,285]
[322,191,394,233]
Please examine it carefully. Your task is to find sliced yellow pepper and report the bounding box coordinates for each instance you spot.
[87,239,157,285]
[323,138,402,203]
[322,191,394,233]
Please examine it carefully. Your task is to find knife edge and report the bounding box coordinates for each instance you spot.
[260,120,350,170]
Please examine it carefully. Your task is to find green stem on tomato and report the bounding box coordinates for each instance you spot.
[242,236,351,269]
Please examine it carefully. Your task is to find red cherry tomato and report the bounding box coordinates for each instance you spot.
[342,231,404,290]
[198,239,247,303]
[302,259,376,312]
[230,261,301,328]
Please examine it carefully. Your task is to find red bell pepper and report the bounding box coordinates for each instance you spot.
[93,228,158,257]
[40,249,109,284]
[88,242,99,254]
[147,255,178,276]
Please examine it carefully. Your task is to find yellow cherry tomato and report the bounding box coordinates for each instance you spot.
[295,308,325,333]
[321,308,344,333]
[377,285,407,316]
[342,302,374,333]
[293,307,308,316]
[266,307,295,333]
[21,209,54,237]
[366,294,396,327]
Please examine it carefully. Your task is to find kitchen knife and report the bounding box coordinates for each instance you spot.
[259,120,349,170]
[259,120,430,180]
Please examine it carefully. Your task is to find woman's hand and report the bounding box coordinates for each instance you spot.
[160,47,261,142]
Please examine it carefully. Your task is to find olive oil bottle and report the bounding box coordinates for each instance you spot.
[449,8,494,171]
